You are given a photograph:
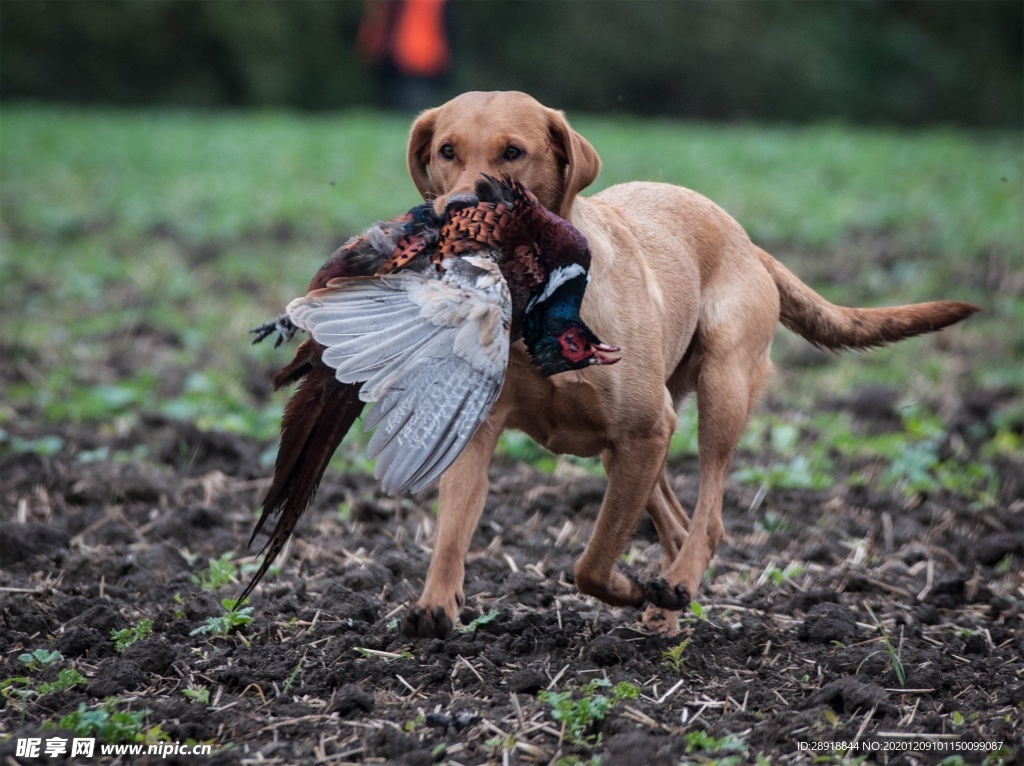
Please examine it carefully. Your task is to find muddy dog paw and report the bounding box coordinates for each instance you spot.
[400,604,453,639]
[641,578,691,610]
[641,604,682,636]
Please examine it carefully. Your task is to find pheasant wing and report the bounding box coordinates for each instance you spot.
[287,256,511,495]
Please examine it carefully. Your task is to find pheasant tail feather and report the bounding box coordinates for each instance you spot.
[239,362,364,604]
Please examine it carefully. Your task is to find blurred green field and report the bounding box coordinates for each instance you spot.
[1,107,1021,485]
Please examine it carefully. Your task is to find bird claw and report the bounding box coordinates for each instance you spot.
[400,604,454,639]
[250,313,299,348]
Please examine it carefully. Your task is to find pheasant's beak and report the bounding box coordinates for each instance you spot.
[589,343,621,365]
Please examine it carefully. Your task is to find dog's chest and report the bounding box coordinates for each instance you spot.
[504,352,610,458]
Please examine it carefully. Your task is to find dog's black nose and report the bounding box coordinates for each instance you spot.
[443,193,478,214]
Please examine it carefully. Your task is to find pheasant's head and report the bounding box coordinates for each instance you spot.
[523,264,620,376]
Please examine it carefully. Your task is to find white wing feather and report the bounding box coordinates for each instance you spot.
[286,257,511,495]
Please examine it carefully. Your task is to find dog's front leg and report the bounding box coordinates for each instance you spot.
[401,419,503,638]
[640,472,691,634]
[572,406,676,607]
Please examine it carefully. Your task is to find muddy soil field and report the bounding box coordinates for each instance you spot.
[1,374,1022,764]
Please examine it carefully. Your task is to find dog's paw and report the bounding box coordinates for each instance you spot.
[400,604,454,639]
[641,578,691,611]
[641,604,682,636]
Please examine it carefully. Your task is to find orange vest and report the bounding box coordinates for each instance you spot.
[392,0,450,77]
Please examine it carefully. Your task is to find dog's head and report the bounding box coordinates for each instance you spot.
[407,91,601,219]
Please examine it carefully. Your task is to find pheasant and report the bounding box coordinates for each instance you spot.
[241,174,618,603]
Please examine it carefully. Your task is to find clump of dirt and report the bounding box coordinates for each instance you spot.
[1,388,1021,764]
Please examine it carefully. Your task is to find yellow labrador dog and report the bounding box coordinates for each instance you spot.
[400,90,977,637]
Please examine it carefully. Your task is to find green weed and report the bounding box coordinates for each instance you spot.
[688,601,709,622]
[403,711,424,732]
[112,619,153,653]
[668,408,700,459]
[755,510,790,533]
[662,638,692,671]
[736,409,1003,508]
[189,598,254,637]
[4,650,86,700]
[17,649,63,671]
[735,454,834,491]
[0,430,64,456]
[458,608,501,633]
[681,729,749,764]
[183,685,210,705]
[485,733,517,751]
[994,555,1016,575]
[191,552,239,591]
[763,562,805,587]
[538,678,640,744]
[42,668,88,695]
[2,668,88,700]
[56,700,167,745]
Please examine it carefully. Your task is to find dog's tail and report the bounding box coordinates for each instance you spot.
[238,340,364,605]
[756,248,979,351]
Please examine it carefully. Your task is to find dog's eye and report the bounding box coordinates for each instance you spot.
[438,143,456,160]
[502,145,524,161]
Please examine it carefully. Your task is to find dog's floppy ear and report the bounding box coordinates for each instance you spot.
[407,107,439,200]
[545,108,601,219]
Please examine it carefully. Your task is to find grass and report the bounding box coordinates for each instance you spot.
[1,106,1020,486]
[582,118,1021,259]
[864,603,907,688]
[725,406,1007,508]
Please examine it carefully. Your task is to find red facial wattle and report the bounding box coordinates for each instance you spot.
[557,327,621,366]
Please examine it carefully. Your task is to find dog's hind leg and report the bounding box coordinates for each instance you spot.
[652,346,772,607]
[647,471,690,567]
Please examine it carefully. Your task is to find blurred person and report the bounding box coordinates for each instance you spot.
[358,0,452,112]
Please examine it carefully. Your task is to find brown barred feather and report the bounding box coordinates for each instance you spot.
[379,234,429,274]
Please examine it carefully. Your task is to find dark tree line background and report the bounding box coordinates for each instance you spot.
[1,0,1021,126]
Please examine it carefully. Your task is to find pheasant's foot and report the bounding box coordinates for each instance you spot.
[250,313,298,348]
